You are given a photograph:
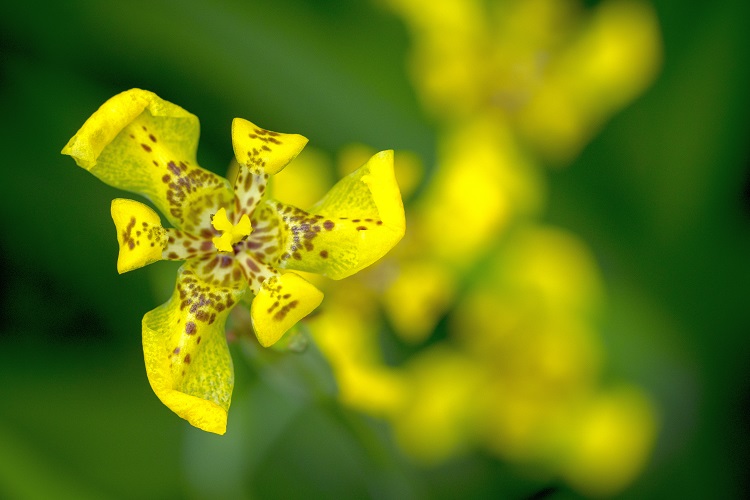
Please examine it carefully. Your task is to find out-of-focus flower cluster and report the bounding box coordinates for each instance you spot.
[274,0,662,496]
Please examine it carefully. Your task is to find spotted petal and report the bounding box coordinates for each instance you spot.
[62,89,233,232]
[111,198,217,273]
[250,271,323,347]
[111,198,167,273]
[142,264,246,434]
[231,118,308,175]
[274,150,405,279]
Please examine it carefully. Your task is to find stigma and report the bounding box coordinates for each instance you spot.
[211,207,252,253]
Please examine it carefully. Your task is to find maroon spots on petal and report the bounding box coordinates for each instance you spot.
[185,321,197,335]
[162,174,170,183]
[323,220,335,231]
[273,300,299,321]
[197,336,202,344]
[153,160,159,167]
[200,241,213,251]
[356,226,367,231]
[376,220,383,225]
[184,354,191,364]
[149,134,157,142]
[141,143,152,152]
[319,250,328,259]
[352,219,361,223]
[190,298,208,314]
[122,217,137,250]
[173,347,181,354]
[245,258,260,273]
[195,310,209,322]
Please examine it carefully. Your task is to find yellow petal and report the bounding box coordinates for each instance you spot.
[62,89,233,232]
[250,272,323,347]
[142,264,245,434]
[231,118,308,175]
[111,198,167,274]
[273,150,405,280]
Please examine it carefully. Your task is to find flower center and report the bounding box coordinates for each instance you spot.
[211,207,252,253]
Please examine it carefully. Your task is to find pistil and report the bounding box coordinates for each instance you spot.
[211,207,252,252]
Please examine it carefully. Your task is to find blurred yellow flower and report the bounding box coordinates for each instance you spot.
[560,386,658,497]
[383,0,662,163]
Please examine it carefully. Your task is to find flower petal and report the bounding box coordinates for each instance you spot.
[231,164,269,218]
[62,89,233,232]
[250,271,323,347]
[231,118,308,175]
[111,198,167,274]
[274,150,405,279]
[112,198,218,272]
[142,264,245,434]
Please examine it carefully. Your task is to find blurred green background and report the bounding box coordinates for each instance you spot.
[1,0,749,498]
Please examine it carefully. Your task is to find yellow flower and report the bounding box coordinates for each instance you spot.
[383,0,662,163]
[62,89,405,434]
